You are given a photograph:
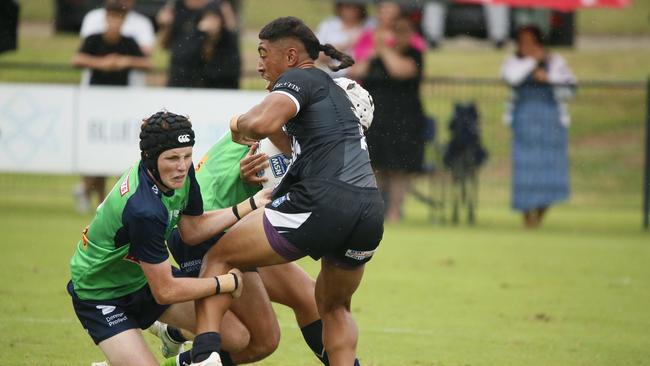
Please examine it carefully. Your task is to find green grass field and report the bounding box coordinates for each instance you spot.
[1,0,649,364]
[0,175,648,365]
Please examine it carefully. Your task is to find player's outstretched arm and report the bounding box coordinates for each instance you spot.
[141,260,243,304]
[177,188,273,245]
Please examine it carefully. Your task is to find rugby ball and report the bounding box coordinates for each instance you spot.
[257,138,292,189]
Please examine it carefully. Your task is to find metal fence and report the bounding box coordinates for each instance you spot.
[0,62,647,227]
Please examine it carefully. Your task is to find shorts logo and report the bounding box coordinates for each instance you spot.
[96,305,116,315]
[119,175,130,196]
[271,194,289,208]
[178,134,191,143]
[269,154,291,178]
[344,249,375,261]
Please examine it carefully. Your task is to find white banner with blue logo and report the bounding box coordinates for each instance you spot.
[0,83,266,175]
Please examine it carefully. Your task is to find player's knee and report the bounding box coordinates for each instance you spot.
[317,297,352,316]
[244,328,280,362]
[223,323,251,354]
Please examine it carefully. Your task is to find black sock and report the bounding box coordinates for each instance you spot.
[191,332,221,363]
[219,350,236,366]
[166,325,188,343]
[177,350,191,366]
[300,319,361,366]
[301,319,329,365]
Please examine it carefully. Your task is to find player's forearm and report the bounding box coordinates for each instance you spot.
[179,209,237,245]
[179,197,257,245]
[151,274,239,304]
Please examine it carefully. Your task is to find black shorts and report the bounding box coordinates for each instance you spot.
[67,281,169,344]
[264,178,384,268]
[167,229,224,278]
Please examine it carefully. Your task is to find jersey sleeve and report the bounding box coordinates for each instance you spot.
[182,165,204,216]
[271,68,313,115]
[123,204,169,264]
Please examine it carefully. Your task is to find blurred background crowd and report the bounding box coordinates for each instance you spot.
[0,0,647,229]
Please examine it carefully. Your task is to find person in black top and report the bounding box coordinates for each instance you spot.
[348,12,426,222]
[72,0,152,85]
[157,0,241,88]
[71,0,153,215]
[188,16,384,366]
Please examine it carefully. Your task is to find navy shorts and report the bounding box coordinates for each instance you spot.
[167,229,224,278]
[264,178,384,268]
[67,281,169,344]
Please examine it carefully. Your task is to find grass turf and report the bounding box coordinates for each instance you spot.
[0,174,648,365]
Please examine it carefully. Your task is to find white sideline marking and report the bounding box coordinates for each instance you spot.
[0,318,434,335]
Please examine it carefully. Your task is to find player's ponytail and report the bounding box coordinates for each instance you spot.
[319,43,355,72]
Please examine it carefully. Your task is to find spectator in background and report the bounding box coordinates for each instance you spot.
[157,0,241,89]
[501,26,576,228]
[71,0,153,214]
[315,0,373,77]
[353,0,426,64]
[348,7,425,223]
[80,0,155,85]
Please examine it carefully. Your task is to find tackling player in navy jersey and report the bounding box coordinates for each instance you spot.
[189,17,384,366]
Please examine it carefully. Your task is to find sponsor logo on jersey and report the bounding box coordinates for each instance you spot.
[169,209,180,225]
[196,154,208,172]
[274,81,301,93]
[81,226,89,249]
[151,184,159,195]
[344,249,375,261]
[96,305,116,315]
[119,174,130,196]
[271,194,289,208]
[178,134,191,143]
[269,154,291,178]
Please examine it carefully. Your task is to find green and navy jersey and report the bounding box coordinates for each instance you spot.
[69,161,203,300]
[195,132,260,210]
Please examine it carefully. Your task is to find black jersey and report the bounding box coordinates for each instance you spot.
[271,67,377,195]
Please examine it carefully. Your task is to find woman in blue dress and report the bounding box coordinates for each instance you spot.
[501,26,576,228]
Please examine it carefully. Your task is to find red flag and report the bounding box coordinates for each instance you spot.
[456,0,632,11]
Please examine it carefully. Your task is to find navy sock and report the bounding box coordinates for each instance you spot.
[191,332,221,363]
[219,350,236,366]
[301,319,329,365]
[166,325,188,343]
[177,350,191,366]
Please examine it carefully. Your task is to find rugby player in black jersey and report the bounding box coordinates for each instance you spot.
[190,17,384,366]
